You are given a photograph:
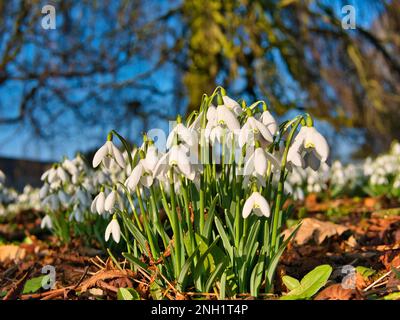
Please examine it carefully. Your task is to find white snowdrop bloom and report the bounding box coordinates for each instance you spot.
[287,126,329,170]
[47,168,58,183]
[93,141,126,169]
[153,145,195,181]
[41,215,53,230]
[91,191,106,215]
[242,191,271,218]
[63,159,79,176]
[239,116,273,148]
[259,110,278,136]
[57,167,69,183]
[216,104,240,132]
[104,190,117,212]
[209,125,235,146]
[301,126,329,162]
[166,121,195,149]
[125,160,154,191]
[244,148,280,177]
[222,95,243,116]
[287,145,304,168]
[141,145,159,173]
[105,218,121,243]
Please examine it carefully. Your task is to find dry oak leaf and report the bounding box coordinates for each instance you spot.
[284,218,349,245]
[0,245,26,263]
[314,284,362,300]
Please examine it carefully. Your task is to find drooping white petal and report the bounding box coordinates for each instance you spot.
[176,123,195,146]
[142,146,159,172]
[105,191,116,212]
[248,117,273,143]
[170,145,192,178]
[126,162,144,191]
[260,111,278,135]
[93,143,109,168]
[140,174,154,188]
[111,219,121,243]
[217,105,240,132]
[90,194,99,213]
[287,143,304,167]
[153,152,169,178]
[239,122,251,148]
[242,193,256,218]
[223,95,243,116]
[41,215,53,229]
[306,127,329,162]
[253,192,270,217]
[206,105,217,122]
[254,148,267,176]
[111,143,126,169]
[243,152,255,177]
[57,167,69,183]
[105,221,112,241]
[96,192,106,215]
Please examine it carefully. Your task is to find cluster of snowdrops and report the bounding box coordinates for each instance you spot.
[287,141,400,201]
[37,87,331,297]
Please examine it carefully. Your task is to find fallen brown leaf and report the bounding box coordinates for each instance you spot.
[284,218,349,245]
[314,284,362,300]
[0,245,26,263]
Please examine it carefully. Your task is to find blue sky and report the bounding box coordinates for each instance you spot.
[0,0,383,163]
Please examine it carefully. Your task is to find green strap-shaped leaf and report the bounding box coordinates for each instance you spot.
[177,245,200,292]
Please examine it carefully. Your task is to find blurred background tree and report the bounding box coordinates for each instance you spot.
[0,0,398,160]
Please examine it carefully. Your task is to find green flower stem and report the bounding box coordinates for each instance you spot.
[169,170,182,275]
[180,177,195,254]
[199,176,205,233]
[270,117,302,253]
[125,190,143,232]
[136,188,159,259]
[150,186,169,249]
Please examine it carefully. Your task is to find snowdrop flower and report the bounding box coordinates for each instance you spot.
[243,146,280,180]
[216,104,240,132]
[104,190,117,212]
[242,191,271,218]
[239,112,273,148]
[105,216,121,243]
[153,145,195,181]
[93,140,126,169]
[166,116,195,148]
[57,166,70,183]
[41,215,53,230]
[222,95,243,116]
[258,109,278,136]
[287,125,329,170]
[91,191,106,215]
[125,151,155,191]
